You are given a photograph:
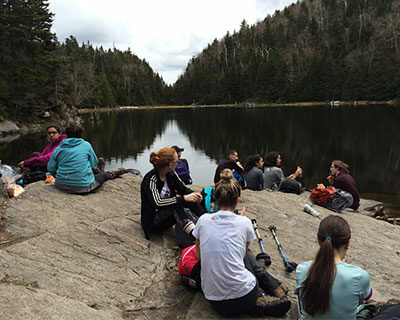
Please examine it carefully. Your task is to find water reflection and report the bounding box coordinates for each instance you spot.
[1,106,399,208]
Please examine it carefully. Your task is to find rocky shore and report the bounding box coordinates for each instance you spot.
[0,175,399,319]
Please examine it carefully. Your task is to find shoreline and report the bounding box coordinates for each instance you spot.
[77,100,398,113]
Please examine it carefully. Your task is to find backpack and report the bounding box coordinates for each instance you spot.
[310,186,336,205]
[232,170,246,188]
[200,187,219,213]
[175,160,192,185]
[324,190,353,213]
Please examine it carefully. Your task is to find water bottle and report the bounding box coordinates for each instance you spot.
[304,204,320,219]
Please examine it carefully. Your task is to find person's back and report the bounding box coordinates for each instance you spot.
[49,138,97,187]
[244,167,264,190]
[263,166,284,190]
[295,215,372,320]
[296,261,371,319]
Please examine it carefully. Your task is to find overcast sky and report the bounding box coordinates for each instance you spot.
[48,0,297,85]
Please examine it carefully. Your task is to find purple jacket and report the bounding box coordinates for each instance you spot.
[24,134,67,168]
[333,171,360,211]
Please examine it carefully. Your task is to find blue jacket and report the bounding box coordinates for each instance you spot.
[48,138,98,187]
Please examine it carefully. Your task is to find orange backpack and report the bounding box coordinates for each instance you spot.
[310,186,336,205]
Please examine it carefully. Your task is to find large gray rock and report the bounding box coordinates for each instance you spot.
[0,120,19,136]
[0,175,399,319]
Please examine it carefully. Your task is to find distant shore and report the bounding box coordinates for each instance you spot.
[77,100,398,113]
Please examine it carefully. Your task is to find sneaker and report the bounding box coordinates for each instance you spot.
[109,168,127,178]
[180,275,198,289]
[251,296,291,317]
[97,158,105,172]
[182,219,195,235]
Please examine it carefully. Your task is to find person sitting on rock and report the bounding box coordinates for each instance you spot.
[140,147,205,240]
[171,145,192,185]
[18,124,66,173]
[214,149,245,187]
[295,215,372,319]
[192,169,291,317]
[47,124,125,194]
[327,160,360,211]
[243,155,264,191]
[263,151,302,195]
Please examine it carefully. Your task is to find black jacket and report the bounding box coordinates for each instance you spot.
[140,169,193,239]
[214,159,244,184]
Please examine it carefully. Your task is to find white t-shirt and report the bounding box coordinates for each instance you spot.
[192,210,256,301]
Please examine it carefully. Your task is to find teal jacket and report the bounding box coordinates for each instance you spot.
[48,138,98,187]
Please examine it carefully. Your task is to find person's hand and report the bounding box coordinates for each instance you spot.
[238,206,246,216]
[184,192,202,203]
[18,161,29,172]
[295,166,303,178]
[327,175,334,185]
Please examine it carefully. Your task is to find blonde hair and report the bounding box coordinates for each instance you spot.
[214,169,241,208]
[149,147,177,170]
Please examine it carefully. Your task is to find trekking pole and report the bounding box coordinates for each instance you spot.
[251,219,271,266]
[268,226,297,273]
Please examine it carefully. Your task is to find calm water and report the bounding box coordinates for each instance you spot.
[1,105,400,212]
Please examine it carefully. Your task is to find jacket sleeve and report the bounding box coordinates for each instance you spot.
[87,142,98,169]
[258,169,264,190]
[171,171,193,196]
[143,173,185,209]
[24,144,53,168]
[47,149,59,176]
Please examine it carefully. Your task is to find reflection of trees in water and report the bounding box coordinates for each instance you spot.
[175,106,400,195]
[83,110,170,161]
[0,132,47,166]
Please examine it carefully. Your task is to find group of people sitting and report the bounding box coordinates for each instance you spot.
[140,146,371,318]
[18,124,126,194]
[216,149,360,211]
[18,127,372,318]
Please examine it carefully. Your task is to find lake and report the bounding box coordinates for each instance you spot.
[1,105,400,213]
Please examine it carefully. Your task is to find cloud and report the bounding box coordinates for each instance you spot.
[49,0,297,84]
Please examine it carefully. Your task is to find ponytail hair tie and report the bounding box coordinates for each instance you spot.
[325,236,332,241]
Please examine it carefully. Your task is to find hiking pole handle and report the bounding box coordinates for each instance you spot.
[252,219,262,239]
[252,219,271,266]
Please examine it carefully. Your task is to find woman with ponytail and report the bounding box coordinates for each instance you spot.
[140,147,204,240]
[295,215,372,319]
[193,169,291,317]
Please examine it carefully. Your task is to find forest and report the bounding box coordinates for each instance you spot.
[1,0,400,121]
[0,0,168,121]
[173,0,400,104]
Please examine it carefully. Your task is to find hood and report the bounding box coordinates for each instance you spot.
[59,137,85,148]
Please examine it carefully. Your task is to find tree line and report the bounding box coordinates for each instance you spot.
[172,0,400,105]
[0,0,169,121]
[2,0,400,122]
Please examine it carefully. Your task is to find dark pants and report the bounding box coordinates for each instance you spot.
[94,172,113,185]
[153,202,204,233]
[209,282,259,317]
[279,178,302,195]
[244,249,280,296]
[190,249,280,296]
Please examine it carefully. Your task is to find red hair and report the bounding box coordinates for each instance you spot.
[150,147,177,169]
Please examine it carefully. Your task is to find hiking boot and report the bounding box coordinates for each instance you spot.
[251,296,291,318]
[109,168,127,178]
[274,283,289,298]
[97,158,105,172]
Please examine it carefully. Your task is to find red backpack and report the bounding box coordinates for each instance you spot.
[310,186,336,205]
